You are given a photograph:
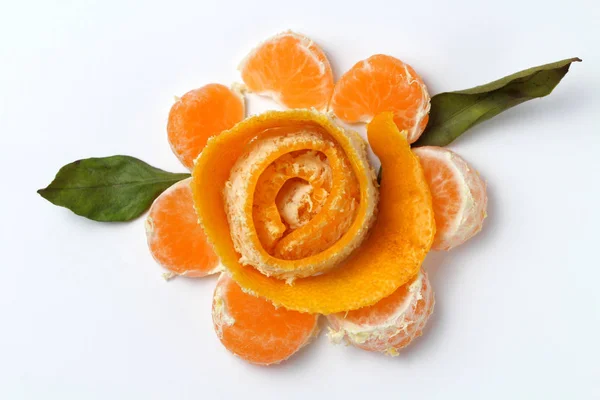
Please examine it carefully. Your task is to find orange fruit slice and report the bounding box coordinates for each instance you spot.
[413,146,487,250]
[327,269,434,355]
[192,110,435,314]
[145,178,220,277]
[239,31,334,110]
[329,54,430,143]
[167,83,245,170]
[212,273,319,365]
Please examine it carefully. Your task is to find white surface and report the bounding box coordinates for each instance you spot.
[1,0,599,398]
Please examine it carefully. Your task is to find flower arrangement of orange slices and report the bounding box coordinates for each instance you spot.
[38,30,580,366]
[153,31,482,364]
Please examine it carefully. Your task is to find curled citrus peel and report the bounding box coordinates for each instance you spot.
[193,110,435,314]
[195,109,378,282]
[224,124,371,280]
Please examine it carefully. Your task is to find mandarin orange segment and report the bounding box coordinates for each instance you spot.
[212,273,319,365]
[239,31,334,110]
[167,83,245,170]
[145,178,220,277]
[192,110,435,314]
[327,269,434,355]
[413,146,487,250]
[329,54,430,143]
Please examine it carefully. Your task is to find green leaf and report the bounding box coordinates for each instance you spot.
[38,156,190,222]
[413,57,581,147]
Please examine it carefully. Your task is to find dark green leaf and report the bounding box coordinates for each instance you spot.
[413,57,581,147]
[38,156,190,222]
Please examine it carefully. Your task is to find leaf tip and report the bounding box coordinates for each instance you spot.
[37,187,55,203]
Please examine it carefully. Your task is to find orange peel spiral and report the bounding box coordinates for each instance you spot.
[192,110,435,314]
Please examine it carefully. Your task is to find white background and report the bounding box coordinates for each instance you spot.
[1,0,599,398]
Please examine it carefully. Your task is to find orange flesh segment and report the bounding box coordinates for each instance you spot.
[329,54,430,143]
[167,83,245,169]
[239,31,334,110]
[327,269,434,354]
[192,110,435,314]
[212,273,318,365]
[413,146,487,250]
[145,178,220,277]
